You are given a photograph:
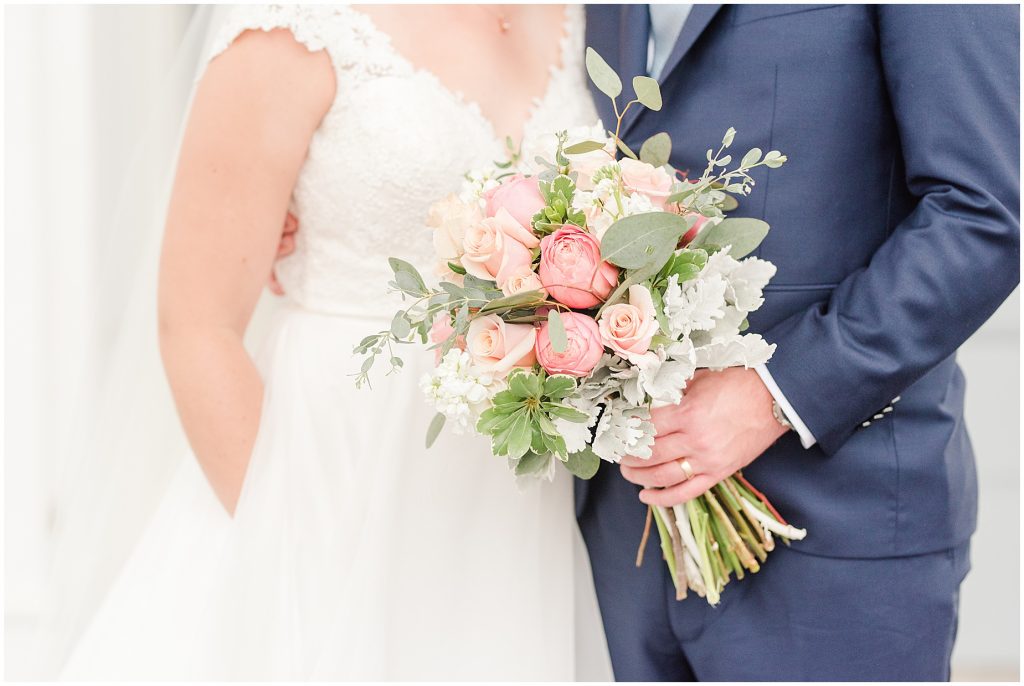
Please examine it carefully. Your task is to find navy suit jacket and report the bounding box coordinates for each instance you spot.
[580,4,1019,557]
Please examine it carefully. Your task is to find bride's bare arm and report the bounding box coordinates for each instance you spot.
[158,29,335,514]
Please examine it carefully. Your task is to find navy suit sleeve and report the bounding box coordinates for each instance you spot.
[761,5,1020,456]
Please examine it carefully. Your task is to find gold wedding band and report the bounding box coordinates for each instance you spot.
[678,458,695,481]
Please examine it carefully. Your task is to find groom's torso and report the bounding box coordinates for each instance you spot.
[581,4,976,558]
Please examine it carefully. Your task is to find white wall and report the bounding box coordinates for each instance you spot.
[3,5,1019,681]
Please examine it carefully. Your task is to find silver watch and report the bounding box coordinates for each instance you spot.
[772,400,794,431]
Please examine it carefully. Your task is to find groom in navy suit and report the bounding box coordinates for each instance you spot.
[579,4,1019,681]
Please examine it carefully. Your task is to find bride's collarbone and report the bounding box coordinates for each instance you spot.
[352,5,570,142]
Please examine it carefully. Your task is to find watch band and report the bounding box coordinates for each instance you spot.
[772,400,794,431]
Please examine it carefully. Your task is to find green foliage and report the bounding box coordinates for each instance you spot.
[476,368,588,462]
[425,412,446,448]
[532,173,586,232]
[585,47,622,98]
[632,76,662,111]
[547,309,568,353]
[563,140,607,155]
[639,132,672,168]
[564,446,601,479]
[687,217,770,259]
[600,212,691,269]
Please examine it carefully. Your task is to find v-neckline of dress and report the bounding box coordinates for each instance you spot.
[346,5,577,150]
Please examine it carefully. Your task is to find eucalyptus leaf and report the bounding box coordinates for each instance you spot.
[687,217,770,258]
[564,140,607,155]
[585,47,622,98]
[425,412,446,448]
[639,132,672,168]
[600,212,690,269]
[614,136,639,160]
[390,312,411,339]
[388,257,426,293]
[632,75,663,111]
[564,447,601,480]
[479,289,546,314]
[547,309,568,354]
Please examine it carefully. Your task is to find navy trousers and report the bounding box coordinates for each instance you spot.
[578,471,971,681]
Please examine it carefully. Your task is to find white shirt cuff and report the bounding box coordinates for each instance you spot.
[753,363,817,449]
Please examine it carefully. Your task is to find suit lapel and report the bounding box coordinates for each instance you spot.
[620,3,724,140]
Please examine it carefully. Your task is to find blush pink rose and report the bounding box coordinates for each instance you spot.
[462,207,540,287]
[619,158,674,209]
[466,314,537,375]
[538,225,619,309]
[535,312,604,377]
[429,313,464,364]
[598,285,660,364]
[484,174,546,229]
[500,265,546,297]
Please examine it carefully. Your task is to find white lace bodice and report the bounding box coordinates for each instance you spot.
[205,4,600,317]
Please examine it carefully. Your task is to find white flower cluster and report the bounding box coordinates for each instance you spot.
[664,247,778,371]
[419,349,501,434]
[458,168,502,205]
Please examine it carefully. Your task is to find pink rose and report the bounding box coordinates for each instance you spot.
[535,312,604,377]
[500,265,546,297]
[538,225,619,309]
[598,285,659,364]
[429,313,464,364]
[484,174,546,229]
[619,158,674,209]
[462,207,540,287]
[466,314,537,375]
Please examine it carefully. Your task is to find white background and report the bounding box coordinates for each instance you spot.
[4,5,1019,681]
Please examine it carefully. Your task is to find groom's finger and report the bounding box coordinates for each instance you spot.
[638,474,717,507]
[620,457,700,489]
[620,433,691,468]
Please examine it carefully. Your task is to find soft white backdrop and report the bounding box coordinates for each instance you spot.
[4,5,1019,681]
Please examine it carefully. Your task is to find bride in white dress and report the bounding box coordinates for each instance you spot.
[54,4,609,681]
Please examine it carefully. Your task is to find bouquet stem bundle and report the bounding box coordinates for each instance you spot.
[640,473,806,603]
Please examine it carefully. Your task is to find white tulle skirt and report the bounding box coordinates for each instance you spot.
[59,304,601,681]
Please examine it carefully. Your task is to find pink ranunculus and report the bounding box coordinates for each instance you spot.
[598,284,660,364]
[461,207,540,288]
[484,174,546,229]
[619,158,674,209]
[538,225,619,309]
[429,313,464,364]
[535,312,604,377]
[466,314,537,376]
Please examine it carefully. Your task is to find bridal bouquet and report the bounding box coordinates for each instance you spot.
[356,49,805,604]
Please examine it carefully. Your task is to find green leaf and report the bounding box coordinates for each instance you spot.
[762,150,788,168]
[425,412,445,448]
[542,374,576,400]
[638,132,672,168]
[508,370,533,399]
[514,451,554,477]
[585,47,622,99]
[447,261,467,275]
[478,290,547,315]
[600,212,690,269]
[687,217,770,259]
[564,447,601,479]
[719,194,739,211]
[564,140,607,155]
[598,259,663,315]
[506,412,534,459]
[388,257,426,294]
[740,147,762,169]
[632,75,662,111]
[545,404,590,422]
[390,312,411,339]
[615,137,639,160]
[547,309,568,354]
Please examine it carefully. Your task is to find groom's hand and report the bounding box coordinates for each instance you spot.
[619,368,787,507]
